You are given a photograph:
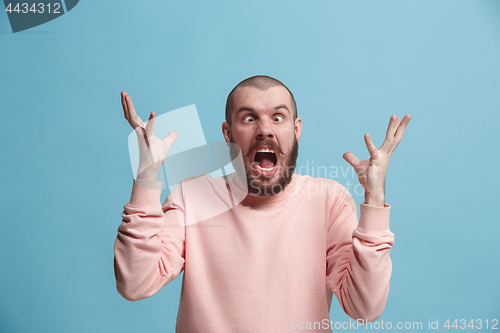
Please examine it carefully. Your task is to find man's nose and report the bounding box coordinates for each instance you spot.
[255,119,274,140]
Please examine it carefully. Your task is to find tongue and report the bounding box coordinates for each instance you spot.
[255,153,275,169]
[259,158,274,169]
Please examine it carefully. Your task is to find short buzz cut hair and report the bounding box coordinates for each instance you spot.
[225,75,297,126]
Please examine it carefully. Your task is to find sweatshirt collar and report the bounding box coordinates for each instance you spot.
[228,172,298,205]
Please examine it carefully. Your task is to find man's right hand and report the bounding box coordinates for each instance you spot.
[121,91,178,181]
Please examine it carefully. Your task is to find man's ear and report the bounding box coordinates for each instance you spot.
[222,122,231,146]
[295,117,303,143]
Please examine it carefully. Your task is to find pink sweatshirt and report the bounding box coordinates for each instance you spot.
[114,173,394,332]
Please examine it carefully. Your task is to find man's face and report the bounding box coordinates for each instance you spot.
[222,86,302,196]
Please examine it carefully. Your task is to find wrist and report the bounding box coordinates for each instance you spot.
[364,191,385,207]
[137,166,160,182]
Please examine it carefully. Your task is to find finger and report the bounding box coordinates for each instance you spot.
[125,95,146,129]
[385,115,398,139]
[123,94,134,125]
[121,91,129,120]
[396,116,402,133]
[162,131,179,150]
[394,114,411,142]
[364,133,379,159]
[343,151,361,169]
[145,111,156,138]
[380,115,398,152]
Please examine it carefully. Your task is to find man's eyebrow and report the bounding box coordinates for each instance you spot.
[235,104,290,115]
[235,107,255,115]
[274,104,290,112]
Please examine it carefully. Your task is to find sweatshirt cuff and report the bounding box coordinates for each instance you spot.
[128,179,163,209]
[357,203,391,236]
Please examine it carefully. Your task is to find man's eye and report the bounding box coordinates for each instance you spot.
[243,115,255,122]
[273,115,284,122]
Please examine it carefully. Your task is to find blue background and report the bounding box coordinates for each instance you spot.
[1,0,499,332]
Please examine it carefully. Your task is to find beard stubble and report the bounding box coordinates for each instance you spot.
[230,136,299,196]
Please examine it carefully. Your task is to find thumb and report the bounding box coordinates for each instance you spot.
[162,131,179,150]
[343,152,360,169]
[145,111,156,138]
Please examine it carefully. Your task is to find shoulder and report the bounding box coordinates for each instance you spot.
[293,174,348,197]
[177,173,229,193]
[292,174,355,209]
[167,173,237,209]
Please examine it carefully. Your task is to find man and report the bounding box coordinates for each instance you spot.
[114,75,411,332]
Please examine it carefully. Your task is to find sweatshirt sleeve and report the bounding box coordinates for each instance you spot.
[113,179,186,301]
[326,188,394,323]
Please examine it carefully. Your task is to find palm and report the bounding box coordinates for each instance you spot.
[343,114,411,197]
[121,91,178,178]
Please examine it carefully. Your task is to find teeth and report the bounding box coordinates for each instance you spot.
[256,148,275,153]
[256,165,274,172]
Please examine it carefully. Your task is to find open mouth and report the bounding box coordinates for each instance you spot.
[253,148,277,173]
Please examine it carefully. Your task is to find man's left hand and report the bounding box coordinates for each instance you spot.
[343,114,411,207]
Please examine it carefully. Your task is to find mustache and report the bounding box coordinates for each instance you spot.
[243,139,284,158]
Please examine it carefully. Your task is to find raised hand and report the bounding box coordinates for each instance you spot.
[343,114,411,207]
[121,91,179,181]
